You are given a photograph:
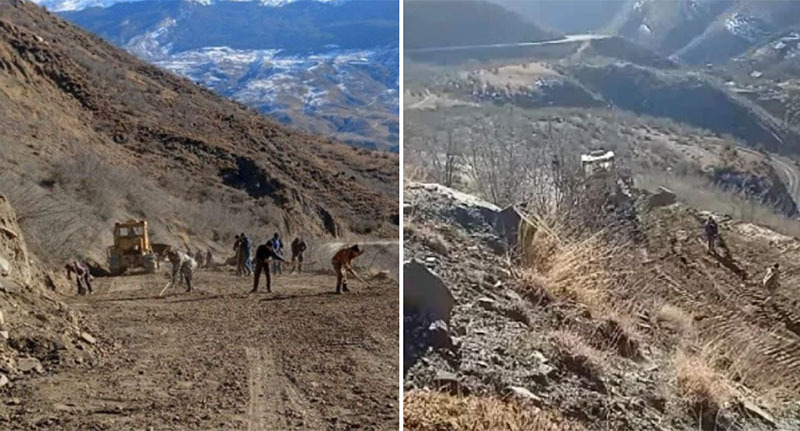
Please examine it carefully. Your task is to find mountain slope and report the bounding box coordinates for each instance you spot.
[61,0,397,54]
[55,0,399,151]
[404,0,560,50]
[0,0,397,266]
[32,0,343,12]
[609,0,800,65]
[490,0,626,34]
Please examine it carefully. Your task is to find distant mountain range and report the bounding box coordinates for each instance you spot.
[467,0,800,74]
[606,0,800,65]
[404,0,558,50]
[32,0,344,12]
[490,0,626,34]
[36,0,398,151]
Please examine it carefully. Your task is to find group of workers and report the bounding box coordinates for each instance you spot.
[162,236,363,295]
[232,233,307,277]
[64,233,366,296]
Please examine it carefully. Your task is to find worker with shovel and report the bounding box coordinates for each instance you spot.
[290,236,307,274]
[252,240,287,293]
[160,250,198,295]
[703,216,731,255]
[763,263,780,291]
[65,260,93,295]
[331,244,368,294]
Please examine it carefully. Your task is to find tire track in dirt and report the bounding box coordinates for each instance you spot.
[246,344,325,430]
[246,347,270,431]
[657,216,800,389]
[8,270,397,431]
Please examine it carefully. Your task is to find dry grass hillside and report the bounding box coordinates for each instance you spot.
[406,106,799,221]
[404,177,800,430]
[0,0,398,268]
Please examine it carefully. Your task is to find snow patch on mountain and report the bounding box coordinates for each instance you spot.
[31,0,344,12]
[144,45,397,147]
[125,17,176,59]
[724,13,767,42]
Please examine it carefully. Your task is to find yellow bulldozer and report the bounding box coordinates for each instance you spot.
[107,220,158,275]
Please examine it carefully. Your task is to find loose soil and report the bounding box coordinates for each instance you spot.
[2,269,398,431]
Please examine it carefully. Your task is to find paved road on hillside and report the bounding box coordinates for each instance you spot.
[738,146,800,209]
[406,34,611,54]
[771,155,800,202]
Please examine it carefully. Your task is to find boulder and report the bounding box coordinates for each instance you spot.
[477,297,495,310]
[433,370,461,393]
[80,332,97,345]
[495,205,523,246]
[505,386,543,404]
[742,400,775,426]
[405,183,500,231]
[0,373,7,388]
[17,357,44,374]
[404,259,454,324]
[646,187,677,209]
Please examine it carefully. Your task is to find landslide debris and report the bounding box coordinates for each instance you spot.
[0,194,101,412]
[403,182,800,431]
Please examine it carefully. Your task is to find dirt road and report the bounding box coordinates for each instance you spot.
[4,269,399,431]
[771,154,800,203]
[737,146,800,210]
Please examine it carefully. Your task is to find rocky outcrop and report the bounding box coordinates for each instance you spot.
[403,259,454,325]
[712,165,798,216]
[405,182,501,232]
[0,194,100,387]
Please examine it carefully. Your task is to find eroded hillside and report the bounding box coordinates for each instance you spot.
[0,0,398,267]
[404,181,800,430]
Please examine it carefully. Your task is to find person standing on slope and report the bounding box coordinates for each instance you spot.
[290,236,307,274]
[252,241,286,293]
[240,233,253,276]
[194,249,205,269]
[763,263,780,291]
[704,216,721,254]
[331,244,365,294]
[65,260,93,295]
[205,249,213,269]
[165,249,198,293]
[271,232,284,275]
[233,234,243,276]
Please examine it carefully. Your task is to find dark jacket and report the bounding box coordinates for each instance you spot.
[291,239,307,255]
[256,244,286,262]
[704,218,718,237]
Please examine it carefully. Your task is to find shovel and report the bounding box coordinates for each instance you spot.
[158,282,171,297]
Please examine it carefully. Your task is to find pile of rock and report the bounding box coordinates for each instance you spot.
[0,194,100,390]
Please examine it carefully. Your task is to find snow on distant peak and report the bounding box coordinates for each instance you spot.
[31,0,346,12]
[724,13,766,43]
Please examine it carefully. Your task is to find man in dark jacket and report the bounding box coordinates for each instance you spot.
[270,233,284,275]
[65,260,93,295]
[290,237,307,274]
[252,241,286,293]
[703,216,729,256]
[704,216,718,252]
